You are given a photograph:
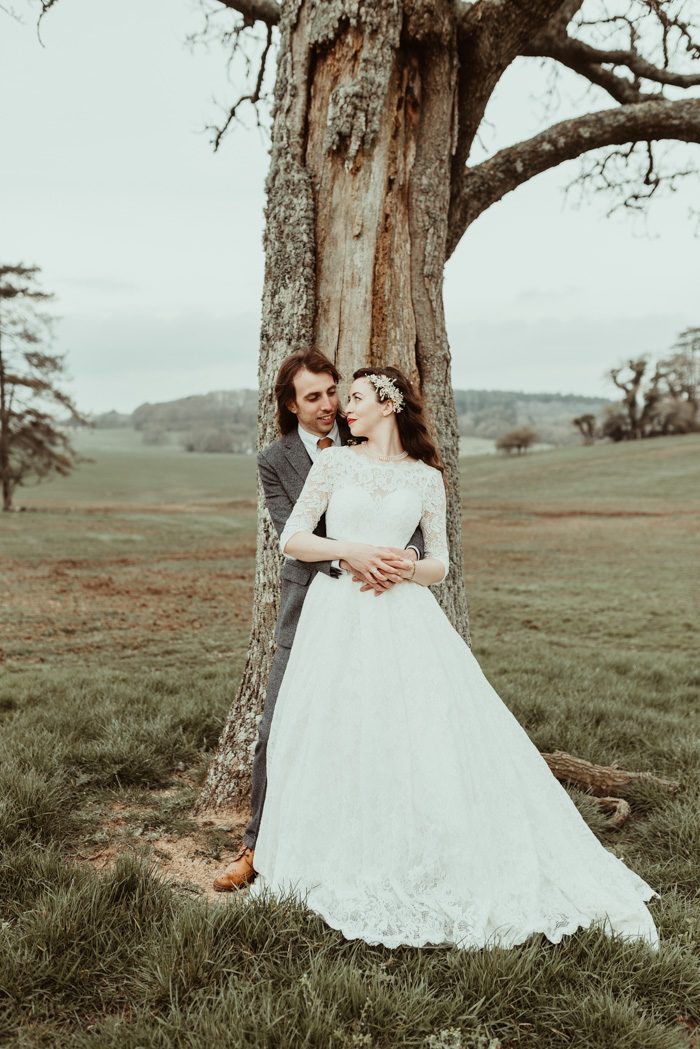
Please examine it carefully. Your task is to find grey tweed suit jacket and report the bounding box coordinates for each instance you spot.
[257,422,424,648]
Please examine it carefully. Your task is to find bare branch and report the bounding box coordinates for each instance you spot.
[565,137,695,214]
[524,32,700,104]
[457,0,583,36]
[447,96,700,255]
[573,0,700,62]
[452,1,576,196]
[523,34,655,103]
[21,0,282,37]
[0,2,22,21]
[31,0,58,44]
[214,0,280,28]
[205,20,274,150]
[589,45,700,87]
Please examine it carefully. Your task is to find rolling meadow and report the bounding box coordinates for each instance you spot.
[1,429,699,1049]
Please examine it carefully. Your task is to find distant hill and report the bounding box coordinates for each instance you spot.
[89,387,610,451]
[130,390,258,453]
[131,390,258,433]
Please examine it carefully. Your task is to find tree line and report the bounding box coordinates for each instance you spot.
[91,387,608,453]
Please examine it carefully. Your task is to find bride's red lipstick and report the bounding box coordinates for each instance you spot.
[346,416,357,425]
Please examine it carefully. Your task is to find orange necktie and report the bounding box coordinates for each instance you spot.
[317,437,333,451]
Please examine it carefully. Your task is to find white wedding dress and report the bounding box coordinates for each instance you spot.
[248,446,659,951]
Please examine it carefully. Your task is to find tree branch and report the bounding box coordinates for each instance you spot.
[447,96,700,256]
[523,35,655,104]
[524,32,700,103]
[0,2,22,21]
[451,0,576,206]
[457,0,582,36]
[206,20,273,150]
[214,0,280,28]
[586,45,700,88]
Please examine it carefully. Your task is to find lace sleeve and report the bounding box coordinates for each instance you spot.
[420,468,449,582]
[279,449,335,554]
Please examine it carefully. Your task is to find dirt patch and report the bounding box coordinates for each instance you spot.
[3,540,253,665]
[143,832,243,902]
[23,501,256,515]
[85,795,250,902]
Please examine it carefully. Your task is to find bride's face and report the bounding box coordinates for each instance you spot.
[345,378,396,437]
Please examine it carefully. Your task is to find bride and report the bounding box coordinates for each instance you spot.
[248,366,659,951]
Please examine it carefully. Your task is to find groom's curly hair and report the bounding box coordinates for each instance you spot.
[275,350,341,435]
[352,366,444,475]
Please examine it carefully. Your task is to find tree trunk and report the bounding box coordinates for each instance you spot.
[196,0,467,812]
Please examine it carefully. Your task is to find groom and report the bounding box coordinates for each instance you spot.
[213,349,424,891]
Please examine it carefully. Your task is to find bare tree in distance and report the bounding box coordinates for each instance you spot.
[24,0,700,817]
[609,356,649,438]
[0,264,90,512]
[573,332,699,443]
[572,412,597,444]
[673,326,700,358]
[495,426,539,454]
[668,326,700,411]
[601,347,699,440]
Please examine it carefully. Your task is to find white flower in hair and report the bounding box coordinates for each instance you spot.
[366,373,405,414]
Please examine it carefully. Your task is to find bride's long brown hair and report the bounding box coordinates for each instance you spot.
[352,366,444,474]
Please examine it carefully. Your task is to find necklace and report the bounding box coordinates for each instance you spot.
[361,443,409,463]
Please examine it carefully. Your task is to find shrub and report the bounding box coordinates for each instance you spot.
[495,426,538,454]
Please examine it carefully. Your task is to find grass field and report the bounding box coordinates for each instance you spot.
[1,431,699,1048]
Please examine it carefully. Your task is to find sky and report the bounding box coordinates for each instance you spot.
[1,0,697,413]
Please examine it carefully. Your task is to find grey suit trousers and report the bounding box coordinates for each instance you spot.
[243,641,292,848]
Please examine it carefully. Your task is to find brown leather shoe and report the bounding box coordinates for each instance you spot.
[212,845,256,892]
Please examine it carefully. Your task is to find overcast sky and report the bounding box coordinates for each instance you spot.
[1,0,697,413]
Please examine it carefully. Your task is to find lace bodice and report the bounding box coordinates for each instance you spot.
[279,446,449,581]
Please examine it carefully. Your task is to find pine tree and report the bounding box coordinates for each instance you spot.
[0,264,90,511]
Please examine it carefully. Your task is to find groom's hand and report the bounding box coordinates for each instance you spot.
[342,546,417,596]
[365,547,416,594]
[340,543,406,594]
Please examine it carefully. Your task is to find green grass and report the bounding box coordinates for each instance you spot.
[1,430,699,1048]
[13,425,258,507]
[459,433,700,509]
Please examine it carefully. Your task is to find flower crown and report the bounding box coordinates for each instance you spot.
[366,373,404,414]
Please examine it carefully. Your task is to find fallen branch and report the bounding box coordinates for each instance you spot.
[541,749,679,829]
[542,749,680,796]
[595,796,632,830]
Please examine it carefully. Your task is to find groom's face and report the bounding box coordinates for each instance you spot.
[289,368,339,437]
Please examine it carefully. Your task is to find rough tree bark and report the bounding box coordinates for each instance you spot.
[194,0,698,813]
